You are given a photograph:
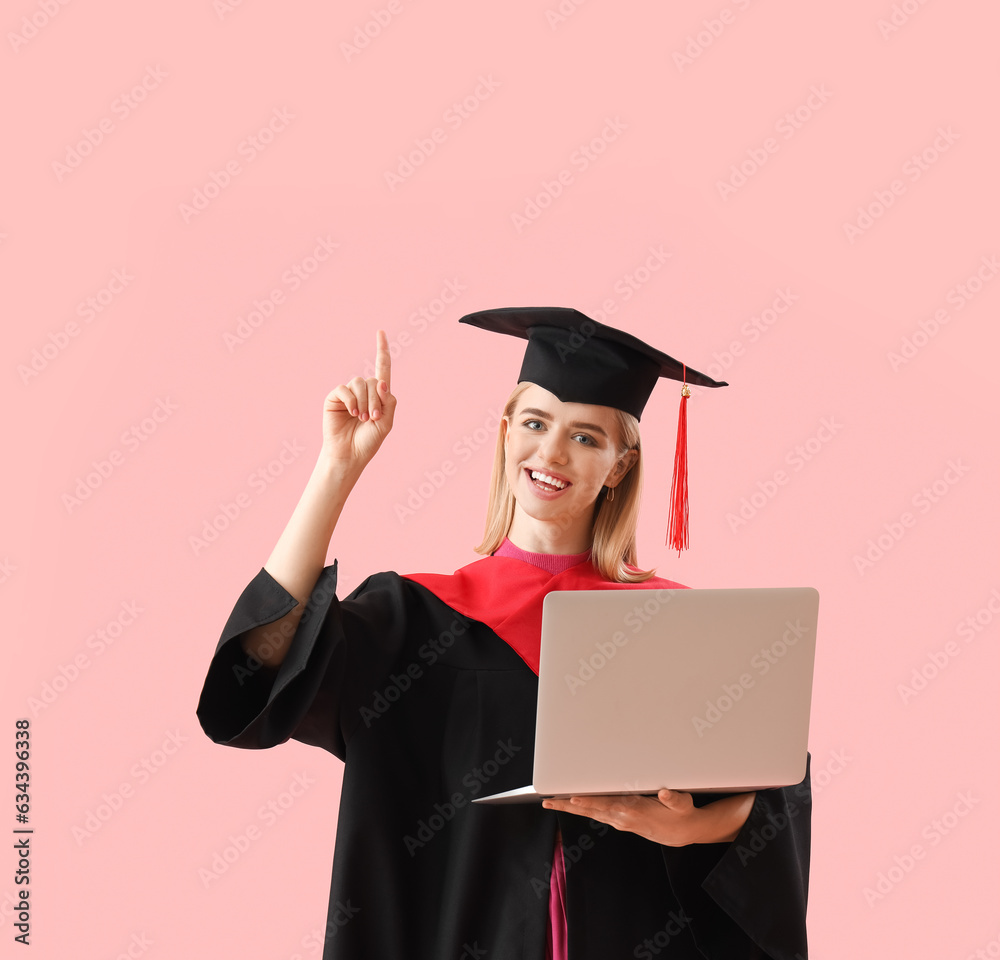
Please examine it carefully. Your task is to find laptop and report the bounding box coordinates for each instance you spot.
[473,587,819,804]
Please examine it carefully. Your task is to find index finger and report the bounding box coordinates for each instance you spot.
[375,329,391,390]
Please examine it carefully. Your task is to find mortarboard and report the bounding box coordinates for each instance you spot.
[458,306,729,554]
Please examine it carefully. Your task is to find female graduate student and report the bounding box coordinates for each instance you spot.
[197,307,811,960]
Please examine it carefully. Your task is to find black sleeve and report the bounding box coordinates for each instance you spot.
[660,755,811,960]
[195,562,410,760]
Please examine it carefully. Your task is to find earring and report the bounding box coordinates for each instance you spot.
[606,485,615,502]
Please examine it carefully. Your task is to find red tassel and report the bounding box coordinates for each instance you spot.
[666,380,691,555]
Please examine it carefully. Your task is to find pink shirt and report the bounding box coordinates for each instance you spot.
[493,538,590,960]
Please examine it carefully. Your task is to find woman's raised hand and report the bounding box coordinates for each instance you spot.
[240,331,395,667]
[321,329,396,471]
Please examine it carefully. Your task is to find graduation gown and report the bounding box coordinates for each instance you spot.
[196,556,811,960]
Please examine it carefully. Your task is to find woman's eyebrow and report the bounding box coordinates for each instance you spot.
[518,407,609,439]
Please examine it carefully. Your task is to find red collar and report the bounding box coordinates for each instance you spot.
[403,555,687,674]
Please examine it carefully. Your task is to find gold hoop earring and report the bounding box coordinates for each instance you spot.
[606,485,615,502]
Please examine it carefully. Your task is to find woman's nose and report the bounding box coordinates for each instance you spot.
[537,429,569,464]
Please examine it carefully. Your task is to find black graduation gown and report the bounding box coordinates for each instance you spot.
[196,558,811,960]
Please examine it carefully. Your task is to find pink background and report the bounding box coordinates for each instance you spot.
[3,0,998,956]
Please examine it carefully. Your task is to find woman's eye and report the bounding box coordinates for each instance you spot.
[519,420,596,445]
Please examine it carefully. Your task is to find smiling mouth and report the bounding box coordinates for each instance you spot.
[528,469,570,492]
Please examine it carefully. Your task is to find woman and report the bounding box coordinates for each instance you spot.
[197,308,811,960]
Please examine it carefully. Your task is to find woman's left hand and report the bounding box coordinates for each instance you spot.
[542,789,755,846]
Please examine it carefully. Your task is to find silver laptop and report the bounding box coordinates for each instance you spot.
[474,587,819,804]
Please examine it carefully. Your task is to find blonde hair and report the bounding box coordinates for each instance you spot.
[474,382,656,583]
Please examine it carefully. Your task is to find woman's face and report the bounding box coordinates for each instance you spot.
[502,383,635,533]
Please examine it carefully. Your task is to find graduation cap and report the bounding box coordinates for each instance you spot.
[459,306,728,554]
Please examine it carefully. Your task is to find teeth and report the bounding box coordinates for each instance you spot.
[531,470,567,489]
